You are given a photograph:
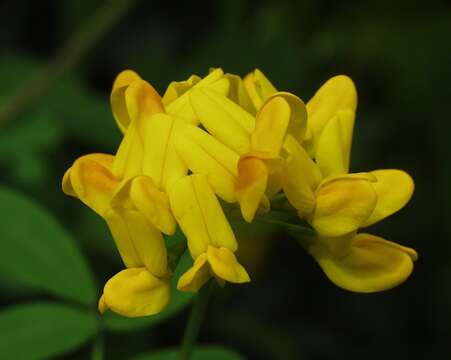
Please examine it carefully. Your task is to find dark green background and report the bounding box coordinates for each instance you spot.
[1,0,450,359]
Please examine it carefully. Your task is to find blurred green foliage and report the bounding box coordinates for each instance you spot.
[0,0,450,359]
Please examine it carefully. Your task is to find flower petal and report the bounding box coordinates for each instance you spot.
[64,154,117,216]
[363,169,414,227]
[251,96,290,156]
[174,124,239,202]
[166,68,230,125]
[177,254,210,292]
[236,156,268,222]
[310,233,417,293]
[243,69,277,111]
[162,74,201,105]
[101,268,170,317]
[207,246,250,284]
[104,206,168,277]
[129,176,176,235]
[282,136,322,217]
[139,113,187,191]
[169,175,237,259]
[312,176,377,236]
[189,87,255,154]
[263,92,307,143]
[224,73,255,114]
[307,75,357,150]
[315,109,355,177]
[112,120,144,180]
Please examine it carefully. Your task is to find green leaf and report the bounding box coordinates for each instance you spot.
[0,302,99,360]
[132,346,245,360]
[0,186,97,305]
[103,250,194,332]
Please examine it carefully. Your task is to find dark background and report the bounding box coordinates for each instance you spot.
[0,0,450,359]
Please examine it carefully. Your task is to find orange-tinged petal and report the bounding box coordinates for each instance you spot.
[311,176,377,237]
[236,157,268,222]
[65,154,117,216]
[125,80,164,122]
[101,267,170,317]
[363,169,414,227]
[310,233,417,293]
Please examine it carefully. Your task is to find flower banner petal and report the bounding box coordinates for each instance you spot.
[236,157,268,222]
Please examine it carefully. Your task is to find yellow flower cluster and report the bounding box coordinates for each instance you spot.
[62,68,417,317]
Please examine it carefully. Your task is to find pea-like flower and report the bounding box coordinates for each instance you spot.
[282,75,417,292]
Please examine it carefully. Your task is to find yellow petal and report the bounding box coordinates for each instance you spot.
[251,96,290,156]
[139,113,187,191]
[363,169,414,227]
[224,73,255,114]
[307,75,357,149]
[101,267,170,317]
[124,80,165,122]
[310,233,417,293]
[236,157,268,222]
[111,73,164,132]
[174,124,239,202]
[282,136,322,217]
[112,120,144,180]
[162,74,201,105]
[189,87,255,154]
[166,68,230,125]
[311,176,377,236]
[129,176,176,235]
[65,154,117,216]
[243,69,277,111]
[104,208,168,277]
[112,69,141,92]
[207,246,250,284]
[110,70,141,133]
[169,175,237,258]
[315,109,355,177]
[177,254,211,292]
[263,92,307,143]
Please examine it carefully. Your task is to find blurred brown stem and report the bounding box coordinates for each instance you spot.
[0,0,138,126]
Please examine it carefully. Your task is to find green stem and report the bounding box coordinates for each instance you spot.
[91,333,104,360]
[179,282,213,360]
[0,0,138,126]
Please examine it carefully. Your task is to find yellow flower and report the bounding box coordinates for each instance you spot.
[177,86,307,222]
[111,68,230,132]
[242,69,277,113]
[282,75,417,292]
[63,69,214,316]
[169,174,250,292]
